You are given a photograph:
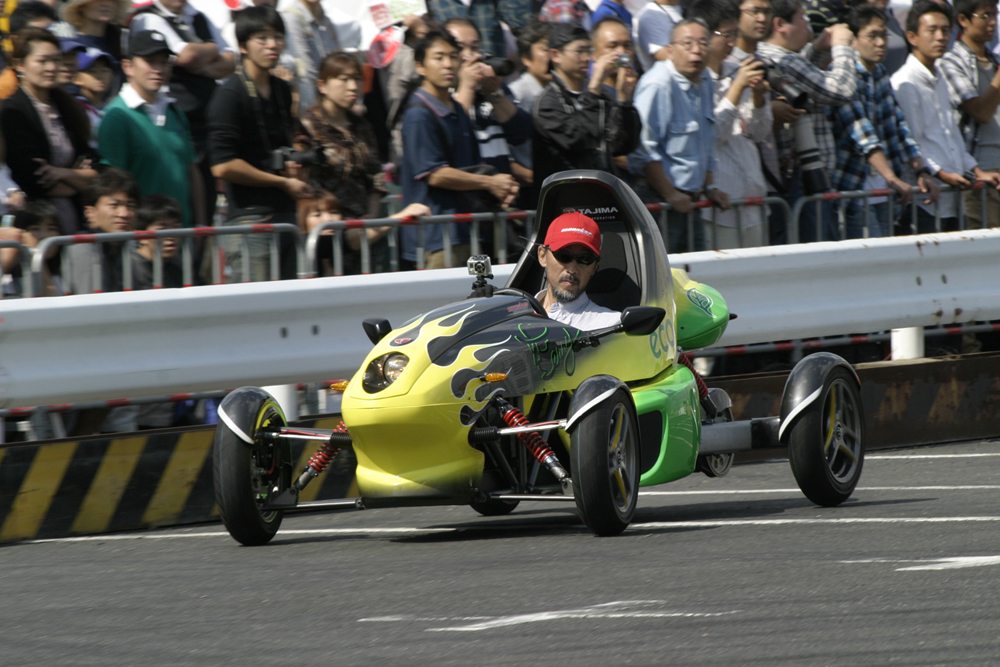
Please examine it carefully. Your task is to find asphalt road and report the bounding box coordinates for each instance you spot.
[3,440,999,667]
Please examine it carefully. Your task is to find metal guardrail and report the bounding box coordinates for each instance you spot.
[29,224,307,296]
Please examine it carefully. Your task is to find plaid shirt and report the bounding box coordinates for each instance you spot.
[429,0,532,56]
[826,60,922,192]
[756,42,859,181]
[939,39,1000,152]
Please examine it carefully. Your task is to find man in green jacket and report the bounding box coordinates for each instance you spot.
[98,30,206,227]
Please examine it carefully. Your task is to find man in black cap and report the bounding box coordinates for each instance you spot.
[531,22,641,207]
[131,0,235,222]
[99,30,206,228]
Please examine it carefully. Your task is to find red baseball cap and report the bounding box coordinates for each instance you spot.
[543,212,601,256]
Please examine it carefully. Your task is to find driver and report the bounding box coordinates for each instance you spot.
[536,212,621,330]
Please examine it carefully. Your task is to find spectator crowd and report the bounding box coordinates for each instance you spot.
[3,0,1000,435]
[0,0,998,284]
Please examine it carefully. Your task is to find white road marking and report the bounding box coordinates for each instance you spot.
[840,556,1000,571]
[630,517,1000,529]
[358,601,739,632]
[866,453,1000,459]
[641,485,1000,496]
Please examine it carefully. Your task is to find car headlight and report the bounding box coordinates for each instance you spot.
[362,353,409,393]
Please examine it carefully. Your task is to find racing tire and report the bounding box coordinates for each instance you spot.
[213,388,291,546]
[787,368,865,507]
[571,388,639,536]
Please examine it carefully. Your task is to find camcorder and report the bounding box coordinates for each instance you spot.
[759,59,830,195]
[613,53,632,69]
[267,146,326,173]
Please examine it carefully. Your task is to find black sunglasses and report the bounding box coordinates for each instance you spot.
[547,246,599,266]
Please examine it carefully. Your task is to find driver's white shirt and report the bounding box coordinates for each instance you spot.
[535,290,621,331]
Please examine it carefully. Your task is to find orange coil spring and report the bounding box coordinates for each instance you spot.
[678,353,709,399]
[305,422,347,474]
[501,407,557,464]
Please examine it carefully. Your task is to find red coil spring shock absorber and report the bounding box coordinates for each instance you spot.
[678,352,710,400]
[295,422,347,490]
[496,399,570,485]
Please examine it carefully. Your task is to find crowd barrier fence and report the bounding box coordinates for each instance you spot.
[789,183,989,244]
[29,223,308,297]
[17,188,1000,289]
[307,198,788,274]
[0,239,30,298]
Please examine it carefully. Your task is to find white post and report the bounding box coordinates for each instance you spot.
[262,384,299,421]
[890,327,925,360]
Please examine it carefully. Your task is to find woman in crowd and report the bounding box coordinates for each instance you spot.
[295,50,426,274]
[58,0,127,62]
[1,28,96,234]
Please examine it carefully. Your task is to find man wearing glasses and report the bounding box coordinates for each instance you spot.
[827,4,939,238]
[531,23,640,207]
[939,0,1000,227]
[628,19,729,252]
[535,212,620,330]
[732,0,773,61]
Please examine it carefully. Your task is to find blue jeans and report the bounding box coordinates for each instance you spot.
[845,200,890,239]
[667,208,707,253]
[798,196,840,242]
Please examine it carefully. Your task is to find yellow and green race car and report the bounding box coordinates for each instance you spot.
[213,171,866,546]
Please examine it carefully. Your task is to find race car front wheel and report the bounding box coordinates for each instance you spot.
[787,368,865,506]
[214,387,291,546]
[571,389,639,536]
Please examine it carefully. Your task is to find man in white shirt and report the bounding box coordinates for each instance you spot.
[891,0,1000,232]
[535,212,621,331]
[633,0,684,72]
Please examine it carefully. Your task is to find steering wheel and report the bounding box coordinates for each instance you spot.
[493,287,547,317]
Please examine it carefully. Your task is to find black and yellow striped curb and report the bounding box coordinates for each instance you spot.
[716,351,1000,459]
[0,417,356,544]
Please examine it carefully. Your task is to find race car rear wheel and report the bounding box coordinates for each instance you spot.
[571,389,639,536]
[787,368,865,507]
[214,388,291,546]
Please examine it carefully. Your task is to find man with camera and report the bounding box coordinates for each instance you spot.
[445,19,532,184]
[532,24,641,207]
[827,4,939,238]
[628,19,729,253]
[208,5,310,282]
[756,0,858,242]
[99,31,206,229]
[400,30,519,270]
